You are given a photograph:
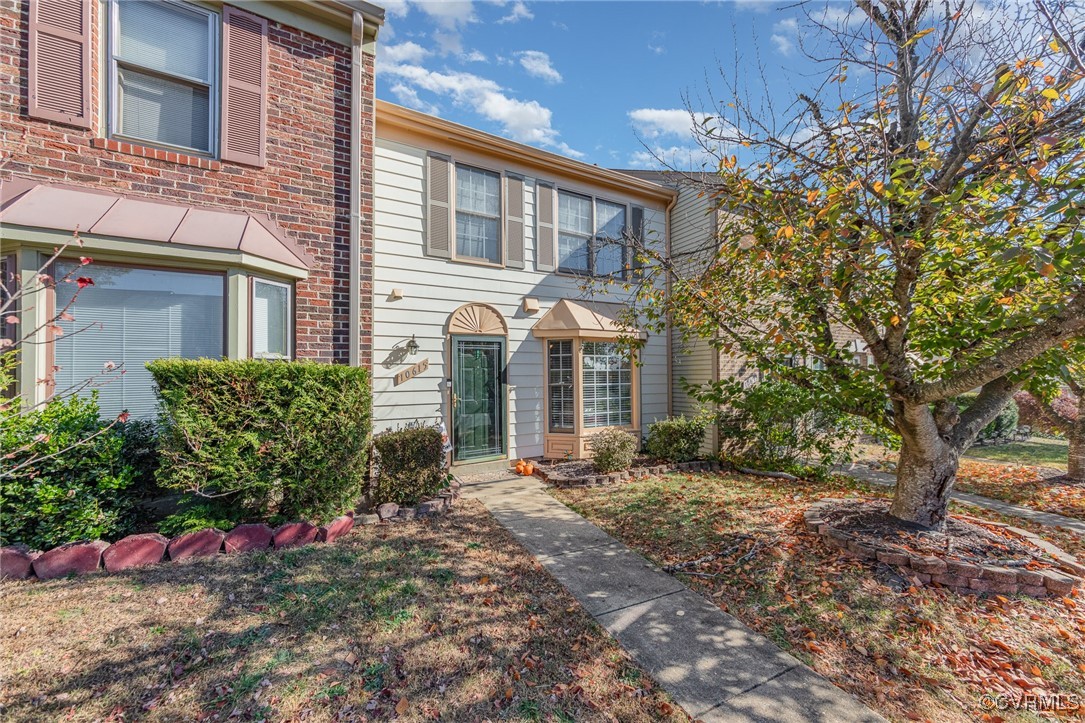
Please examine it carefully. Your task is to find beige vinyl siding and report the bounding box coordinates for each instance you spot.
[668,185,720,454]
[373,139,669,460]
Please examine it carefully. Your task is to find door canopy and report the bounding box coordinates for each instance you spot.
[448,303,508,336]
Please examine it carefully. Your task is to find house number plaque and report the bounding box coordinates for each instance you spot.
[394,358,429,386]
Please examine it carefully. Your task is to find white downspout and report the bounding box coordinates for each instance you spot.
[348,11,362,367]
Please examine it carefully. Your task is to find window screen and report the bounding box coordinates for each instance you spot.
[455,165,501,263]
[548,340,574,431]
[581,341,632,428]
[252,279,291,359]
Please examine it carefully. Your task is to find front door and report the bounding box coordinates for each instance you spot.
[451,336,506,462]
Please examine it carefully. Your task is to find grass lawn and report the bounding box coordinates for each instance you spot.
[0,500,687,722]
[553,473,1085,723]
[963,437,1070,470]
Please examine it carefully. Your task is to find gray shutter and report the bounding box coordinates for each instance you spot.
[221,6,268,167]
[28,0,92,128]
[505,174,525,269]
[425,153,452,259]
[536,181,555,271]
[629,205,645,279]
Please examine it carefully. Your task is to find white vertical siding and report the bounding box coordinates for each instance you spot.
[373,138,670,460]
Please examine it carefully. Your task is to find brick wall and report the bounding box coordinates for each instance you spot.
[0,1,374,367]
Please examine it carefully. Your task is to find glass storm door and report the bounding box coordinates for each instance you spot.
[452,336,506,462]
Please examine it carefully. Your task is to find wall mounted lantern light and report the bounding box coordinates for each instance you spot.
[406,335,419,355]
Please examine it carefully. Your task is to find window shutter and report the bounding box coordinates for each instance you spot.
[221,6,268,166]
[629,205,645,279]
[27,0,91,128]
[425,153,452,259]
[536,181,555,271]
[505,174,525,269]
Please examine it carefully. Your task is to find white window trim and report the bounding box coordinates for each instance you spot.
[251,277,293,360]
[106,0,220,156]
[555,189,630,279]
[452,162,505,267]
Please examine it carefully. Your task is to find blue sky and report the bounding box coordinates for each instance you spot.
[375,1,833,169]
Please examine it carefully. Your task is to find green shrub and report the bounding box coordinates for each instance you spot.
[158,499,240,538]
[645,416,707,462]
[371,423,446,505]
[149,359,371,524]
[117,418,161,498]
[716,379,863,471]
[0,393,135,549]
[590,428,638,473]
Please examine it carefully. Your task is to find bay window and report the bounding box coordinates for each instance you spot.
[547,340,574,431]
[455,164,502,263]
[556,190,629,277]
[109,0,218,154]
[252,278,292,359]
[53,262,225,419]
[581,341,632,427]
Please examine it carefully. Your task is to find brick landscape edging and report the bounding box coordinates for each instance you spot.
[536,460,724,488]
[0,482,462,583]
[803,499,1085,597]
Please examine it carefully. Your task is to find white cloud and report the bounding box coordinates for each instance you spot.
[648,43,666,55]
[771,17,797,56]
[460,49,488,63]
[628,145,716,170]
[390,83,440,115]
[381,0,410,18]
[517,50,562,84]
[379,63,583,158]
[628,108,707,139]
[418,1,476,29]
[381,41,432,64]
[497,1,533,24]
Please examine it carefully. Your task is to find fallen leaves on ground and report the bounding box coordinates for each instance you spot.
[554,473,1085,723]
[955,459,1085,522]
[0,500,687,722]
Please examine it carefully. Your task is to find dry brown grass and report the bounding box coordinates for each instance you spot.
[554,473,1085,723]
[0,500,687,722]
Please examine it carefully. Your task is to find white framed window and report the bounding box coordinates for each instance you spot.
[581,341,632,428]
[557,191,628,277]
[107,0,219,154]
[455,164,502,264]
[547,339,575,432]
[252,278,292,359]
[53,261,226,420]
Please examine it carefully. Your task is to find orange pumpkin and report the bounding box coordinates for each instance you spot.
[523,463,534,475]
[515,461,525,474]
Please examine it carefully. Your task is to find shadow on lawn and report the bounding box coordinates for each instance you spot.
[1,507,661,722]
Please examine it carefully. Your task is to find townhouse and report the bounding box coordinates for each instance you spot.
[1,0,383,418]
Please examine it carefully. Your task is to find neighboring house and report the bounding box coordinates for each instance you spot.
[1,0,383,418]
[618,170,870,455]
[373,102,675,467]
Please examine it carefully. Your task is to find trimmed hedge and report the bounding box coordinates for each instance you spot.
[371,423,447,505]
[149,359,371,525]
[645,416,707,462]
[0,393,135,549]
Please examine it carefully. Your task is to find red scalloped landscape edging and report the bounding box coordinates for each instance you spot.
[535,460,723,488]
[803,499,1084,598]
[0,482,462,583]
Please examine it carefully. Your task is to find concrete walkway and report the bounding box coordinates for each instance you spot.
[463,474,883,723]
[838,464,1085,536]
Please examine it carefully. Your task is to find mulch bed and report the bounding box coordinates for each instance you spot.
[819,500,1059,569]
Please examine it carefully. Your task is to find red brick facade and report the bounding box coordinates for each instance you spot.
[0,1,374,367]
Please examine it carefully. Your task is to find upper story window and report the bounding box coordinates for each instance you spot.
[455,165,502,264]
[557,191,628,277]
[108,0,218,155]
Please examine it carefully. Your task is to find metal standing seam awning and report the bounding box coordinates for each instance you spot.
[530,298,646,340]
[0,177,313,273]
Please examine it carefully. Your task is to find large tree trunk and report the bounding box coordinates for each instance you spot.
[890,434,960,529]
[1068,394,1085,482]
[888,401,960,529]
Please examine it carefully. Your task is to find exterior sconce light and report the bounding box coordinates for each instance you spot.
[445,378,453,390]
[522,297,540,314]
[406,335,419,355]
